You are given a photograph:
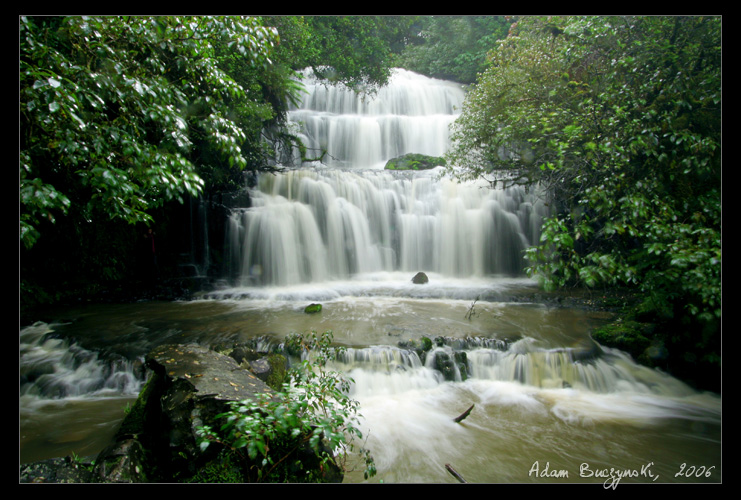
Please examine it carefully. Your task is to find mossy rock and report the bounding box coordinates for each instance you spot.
[304,303,322,314]
[591,320,654,360]
[264,353,288,391]
[384,153,446,171]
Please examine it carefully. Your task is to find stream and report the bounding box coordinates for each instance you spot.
[19,276,721,484]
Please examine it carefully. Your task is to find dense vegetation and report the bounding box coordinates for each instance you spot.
[447,16,721,388]
[19,15,417,308]
[395,16,511,84]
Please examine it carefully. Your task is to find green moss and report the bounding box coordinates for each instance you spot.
[117,375,155,437]
[591,320,653,359]
[265,353,288,391]
[187,452,245,483]
[384,153,446,170]
[304,303,322,314]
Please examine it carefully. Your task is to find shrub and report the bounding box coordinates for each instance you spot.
[196,331,376,482]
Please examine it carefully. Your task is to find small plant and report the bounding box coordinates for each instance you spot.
[196,331,376,482]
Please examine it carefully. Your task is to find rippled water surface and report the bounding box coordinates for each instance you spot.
[20,276,721,484]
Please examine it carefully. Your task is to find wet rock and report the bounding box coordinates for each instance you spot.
[91,438,148,483]
[304,303,322,313]
[20,456,94,483]
[411,272,429,284]
[138,344,280,481]
[432,349,469,382]
[384,153,446,170]
[248,357,272,382]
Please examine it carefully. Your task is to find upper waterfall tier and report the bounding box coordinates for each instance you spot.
[286,68,467,169]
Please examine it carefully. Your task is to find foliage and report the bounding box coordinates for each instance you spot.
[196,331,376,483]
[267,16,417,91]
[20,16,420,301]
[396,16,511,84]
[448,16,721,356]
[20,16,280,251]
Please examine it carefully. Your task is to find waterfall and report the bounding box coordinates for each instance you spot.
[327,340,699,399]
[226,69,549,287]
[287,68,465,169]
[19,322,145,400]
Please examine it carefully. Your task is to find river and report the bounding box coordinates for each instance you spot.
[19,277,721,484]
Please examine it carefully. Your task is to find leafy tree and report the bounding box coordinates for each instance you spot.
[20,15,279,250]
[269,16,416,91]
[448,16,720,369]
[396,16,511,84]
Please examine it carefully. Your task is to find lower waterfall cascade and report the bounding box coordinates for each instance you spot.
[225,169,548,288]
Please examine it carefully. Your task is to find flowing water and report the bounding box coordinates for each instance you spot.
[19,69,721,484]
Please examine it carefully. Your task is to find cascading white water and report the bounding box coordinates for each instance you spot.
[228,170,547,286]
[19,322,144,400]
[329,338,699,397]
[288,68,464,169]
[226,69,549,287]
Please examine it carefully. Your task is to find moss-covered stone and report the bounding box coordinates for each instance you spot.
[591,320,653,361]
[384,153,446,170]
[304,303,322,314]
[264,353,288,391]
[412,271,429,284]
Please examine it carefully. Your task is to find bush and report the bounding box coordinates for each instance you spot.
[195,331,376,483]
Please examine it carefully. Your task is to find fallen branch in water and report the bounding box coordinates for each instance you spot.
[445,463,467,483]
[465,296,479,320]
[453,404,474,423]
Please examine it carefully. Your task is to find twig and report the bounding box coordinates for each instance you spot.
[453,404,474,423]
[465,296,479,320]
[445,463,467,483]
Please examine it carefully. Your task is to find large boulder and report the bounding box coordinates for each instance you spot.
[384,153,446,171]
[89,344,279,482]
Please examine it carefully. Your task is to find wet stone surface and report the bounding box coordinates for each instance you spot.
[146,343,275,402]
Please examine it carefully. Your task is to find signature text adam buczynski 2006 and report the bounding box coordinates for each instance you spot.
[528,460,715,488]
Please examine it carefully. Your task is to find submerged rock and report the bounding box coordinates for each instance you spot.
[432,349,469,382]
